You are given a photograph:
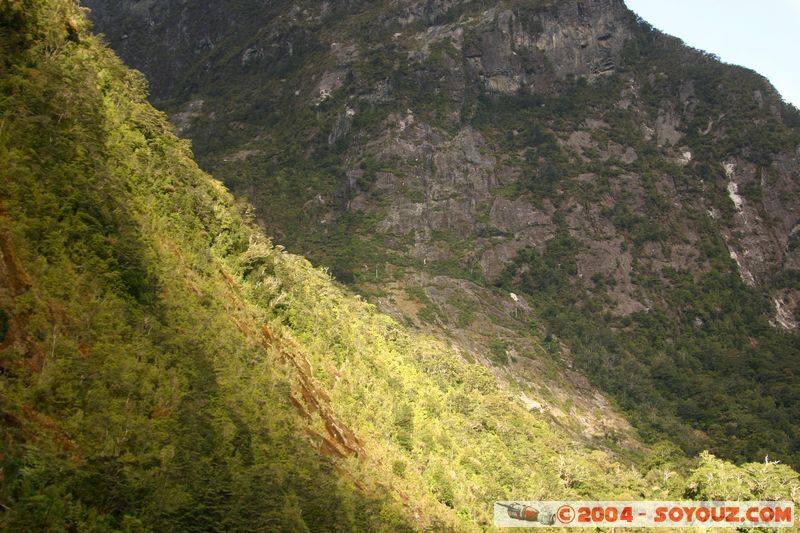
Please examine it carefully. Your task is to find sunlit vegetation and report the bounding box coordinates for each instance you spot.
[1,1,798,530]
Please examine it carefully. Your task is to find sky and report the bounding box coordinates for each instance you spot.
[625,0,800,108]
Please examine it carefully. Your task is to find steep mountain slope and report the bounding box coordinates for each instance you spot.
[2,1,799,530]
[85,0,800,467]
[12,1,798,531]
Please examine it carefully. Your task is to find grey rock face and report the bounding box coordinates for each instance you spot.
[85,0,800,323]
[465,0,634,94]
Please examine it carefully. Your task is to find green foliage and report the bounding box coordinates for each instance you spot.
[502,227,800,466]
[280,491,312,533]
[4,2,800,531]
[0,3,408,529]
[504,232,581,299]
[394,403,415,451]
[468,21,800,470]
[0,3,683,530]
[687,452,800,501]
[603,203,666,247]
[488,338,509,366]
[392,460,407,478]
[450,293,477,327]
[405,286,445,324]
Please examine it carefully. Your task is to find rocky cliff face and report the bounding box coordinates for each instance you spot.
[85,0,800,465]
[464,0,633,93]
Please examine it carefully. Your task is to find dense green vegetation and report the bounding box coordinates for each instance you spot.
[1,2,409,529]
[483,19,800,468]
[500,233,800,464]
[87,0,800,475]
[2,1,798,530]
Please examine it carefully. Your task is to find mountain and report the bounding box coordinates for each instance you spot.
[1,0,799,531]
[83,0,800,467]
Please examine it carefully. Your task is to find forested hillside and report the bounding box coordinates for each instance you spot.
[85,0,800,467]
[1,0,799,531]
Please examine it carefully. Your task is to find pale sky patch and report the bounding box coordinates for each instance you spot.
[625,0,800,108]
